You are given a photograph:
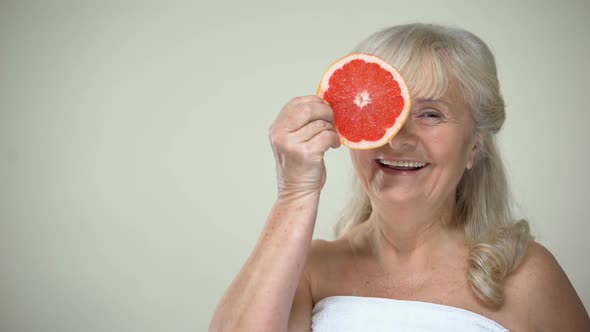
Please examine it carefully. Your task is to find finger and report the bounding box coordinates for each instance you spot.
[288,119,334,142]
[283,103,335,133]
[288,95,329,107]
[307,128,341,153]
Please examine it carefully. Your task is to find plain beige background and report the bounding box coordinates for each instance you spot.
[1,1,588,331]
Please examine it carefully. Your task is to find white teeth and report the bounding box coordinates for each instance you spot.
[379,160,426,168]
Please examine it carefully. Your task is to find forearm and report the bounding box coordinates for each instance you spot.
[209,193,319,332]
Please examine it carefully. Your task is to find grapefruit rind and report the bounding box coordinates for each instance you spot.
[317,53,411,150]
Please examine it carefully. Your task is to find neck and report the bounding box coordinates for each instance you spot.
[366,196,464,261]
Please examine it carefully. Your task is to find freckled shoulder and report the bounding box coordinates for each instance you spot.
[304,238,356,301]
[306,238,353,269]
[503,241,590,331]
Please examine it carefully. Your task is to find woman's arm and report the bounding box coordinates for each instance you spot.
[209,194,319,331]
[209,96,340,332]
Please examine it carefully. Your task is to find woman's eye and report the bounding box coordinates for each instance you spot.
[419,109,443,119]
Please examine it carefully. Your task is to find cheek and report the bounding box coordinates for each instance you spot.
[349,150,377,182]
[429,130,473,167]
[350,150,372,167]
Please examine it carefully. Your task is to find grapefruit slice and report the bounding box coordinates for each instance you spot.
[317,53,411,150]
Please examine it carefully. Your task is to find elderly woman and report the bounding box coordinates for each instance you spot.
[209,23,589,331]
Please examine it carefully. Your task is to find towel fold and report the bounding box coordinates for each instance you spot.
[311,296,508,332]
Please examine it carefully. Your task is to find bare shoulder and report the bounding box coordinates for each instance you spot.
[307,223,369,263]
[304,238,355,300]
[504,241,589,331]
[307,238,351,267]
[288,239,346,332]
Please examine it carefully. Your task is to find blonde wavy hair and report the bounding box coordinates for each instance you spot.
[334,23,532,307]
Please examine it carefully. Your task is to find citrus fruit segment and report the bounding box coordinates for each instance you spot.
[317,53,411,150]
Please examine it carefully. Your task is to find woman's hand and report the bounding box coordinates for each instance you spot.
[269,95,341,200]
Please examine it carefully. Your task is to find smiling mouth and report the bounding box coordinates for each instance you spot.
[377,159,428,171]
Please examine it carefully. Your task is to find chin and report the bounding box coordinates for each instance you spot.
[370,186,423,206]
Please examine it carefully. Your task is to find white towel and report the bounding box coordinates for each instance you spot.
[311,296,508,332]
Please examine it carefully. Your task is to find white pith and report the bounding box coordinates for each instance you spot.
[354,90,371,108]
[379,160,426,168]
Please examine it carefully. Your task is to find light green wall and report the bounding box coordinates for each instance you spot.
[1,1,588,331]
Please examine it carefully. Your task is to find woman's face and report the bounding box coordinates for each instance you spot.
[350,80,479,210]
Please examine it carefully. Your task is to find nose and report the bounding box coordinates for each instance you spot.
[387,119,417,151]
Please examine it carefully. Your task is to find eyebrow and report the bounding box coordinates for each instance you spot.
[414,98,450,106]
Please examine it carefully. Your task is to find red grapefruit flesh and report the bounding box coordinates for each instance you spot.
[317,53,411,149]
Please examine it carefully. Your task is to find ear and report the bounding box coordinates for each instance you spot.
[466,132,484,170]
